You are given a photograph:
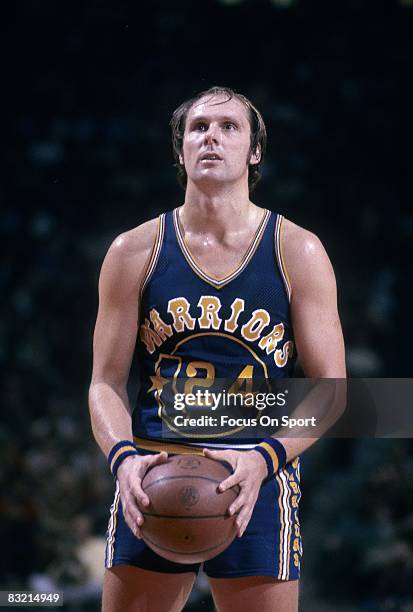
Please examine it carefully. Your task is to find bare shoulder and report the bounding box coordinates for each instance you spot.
[281,217,336,293]
[108,217,159,260]
[99,216,160,299]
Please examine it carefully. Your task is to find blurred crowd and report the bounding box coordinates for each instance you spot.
[1,0,412,609]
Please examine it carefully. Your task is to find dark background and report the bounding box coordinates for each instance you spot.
[1,0,412,610]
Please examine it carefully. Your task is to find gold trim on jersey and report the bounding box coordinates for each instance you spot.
[275,215,292,303]
[173,208,271,289]
[140,213,166,299]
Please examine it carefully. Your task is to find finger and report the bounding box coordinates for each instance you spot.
[236,505,254,538]
[228,491,247,516]
[123,493,144,522]
[128,515,143,539]
[218,473,241,493]
[133,480,151,508]
[122,496,144,538]
[125,474,147,507]
[203,448,239,494]
[126,515,143,539]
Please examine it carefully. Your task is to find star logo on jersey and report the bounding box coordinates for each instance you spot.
[148,371,169,395]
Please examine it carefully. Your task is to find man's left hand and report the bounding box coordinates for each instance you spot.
[203,447,268,537]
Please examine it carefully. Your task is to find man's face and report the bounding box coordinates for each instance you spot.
[180,95,260,188]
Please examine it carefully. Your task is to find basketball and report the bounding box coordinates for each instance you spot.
[140,454,239,563]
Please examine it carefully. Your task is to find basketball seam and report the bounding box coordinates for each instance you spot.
[142,512,239,519]
[143,474,240,491]
[142,532,236,556]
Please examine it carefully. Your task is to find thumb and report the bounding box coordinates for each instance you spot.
[203,447,235,467]
[138,452,168,506]
[146,451,168,468]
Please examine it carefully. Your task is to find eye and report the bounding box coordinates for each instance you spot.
[223,122,237,130]
[193,122,208,131]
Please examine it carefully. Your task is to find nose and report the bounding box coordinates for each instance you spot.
[204,123,219,145]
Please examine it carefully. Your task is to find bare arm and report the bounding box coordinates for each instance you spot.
[88,223,153,454]
[88,218,168,537]
[277,219,347,461]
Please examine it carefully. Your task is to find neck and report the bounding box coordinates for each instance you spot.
[181,179,258,235]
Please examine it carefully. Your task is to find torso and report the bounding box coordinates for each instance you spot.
[131,206,298,448]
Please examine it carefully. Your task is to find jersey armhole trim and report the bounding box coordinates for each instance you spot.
[139,213,165,299]
[275,214,292,303]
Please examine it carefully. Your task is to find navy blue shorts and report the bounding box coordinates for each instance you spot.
[105,451,302,581]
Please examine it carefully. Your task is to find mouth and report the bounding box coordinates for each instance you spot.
[199,153,223,162]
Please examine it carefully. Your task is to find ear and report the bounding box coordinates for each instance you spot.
[179,153,184,165]
[249,145,261,166]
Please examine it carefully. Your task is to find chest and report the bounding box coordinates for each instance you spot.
[184,234,257,279]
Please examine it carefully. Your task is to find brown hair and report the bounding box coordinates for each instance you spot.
[170,86,267,192]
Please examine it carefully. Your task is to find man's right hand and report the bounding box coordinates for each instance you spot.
[116,451,169,538]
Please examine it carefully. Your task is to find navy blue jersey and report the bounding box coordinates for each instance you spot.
[133,207,296,448]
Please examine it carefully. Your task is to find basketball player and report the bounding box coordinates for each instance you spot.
[89,86,346,611]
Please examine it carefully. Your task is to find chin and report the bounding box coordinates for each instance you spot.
[193,170,236,184]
